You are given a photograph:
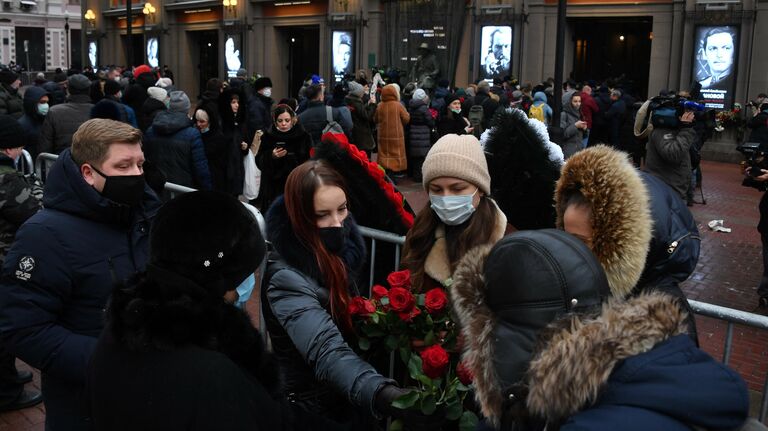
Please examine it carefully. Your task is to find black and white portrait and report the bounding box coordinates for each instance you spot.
[88,41,97,69]
[225,35,242,78]
[693,26,739,109]
[332,31,353,82]
[146,37,159,68]
[480,26,511,81]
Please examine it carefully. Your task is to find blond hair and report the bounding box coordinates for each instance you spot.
[71,119,142,167]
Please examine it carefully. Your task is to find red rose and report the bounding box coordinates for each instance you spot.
[424,288,448,314]
[420,344,449,379]
[457,361,473,385]
[372,285,388,301]
[387,269,411,290]
[388,287,415,312]
[348,297,375,316]
[398,306,421,322]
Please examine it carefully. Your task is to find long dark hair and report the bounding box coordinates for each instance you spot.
[402,195,497,293]
[283,160,353,331]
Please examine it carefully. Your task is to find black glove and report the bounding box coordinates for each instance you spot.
[374,385,446,430]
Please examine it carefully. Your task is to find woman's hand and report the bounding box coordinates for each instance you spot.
[240,141,248,151]
[272,147,288,159]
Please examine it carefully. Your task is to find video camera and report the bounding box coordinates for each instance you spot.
[648,96,711,128]
[737,142,768,190]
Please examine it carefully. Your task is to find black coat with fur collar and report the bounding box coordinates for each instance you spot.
[262,196,392,420]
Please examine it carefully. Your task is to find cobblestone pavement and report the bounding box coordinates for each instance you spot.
[2,160,765,429]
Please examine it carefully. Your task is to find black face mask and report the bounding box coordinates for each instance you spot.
[90,165,146,207]
[319,226,346,255]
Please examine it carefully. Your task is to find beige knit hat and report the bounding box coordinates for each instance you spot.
[422,134,491,194]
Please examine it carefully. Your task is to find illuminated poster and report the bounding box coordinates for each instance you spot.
[225,34,242,78]
[332,31,354,83]
[88,41,97,69]
[480,26,512,81]
[146,37,159,68]
[692,26,739,110]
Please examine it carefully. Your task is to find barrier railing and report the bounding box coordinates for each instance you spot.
[30,152,768,422]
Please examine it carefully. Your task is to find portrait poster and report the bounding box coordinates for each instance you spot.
[692,25,739,110]
[88,41,98,69]
[146,37,159,68]
[225,34,242,78]
[480,25,512,81]
[332,30,354,83]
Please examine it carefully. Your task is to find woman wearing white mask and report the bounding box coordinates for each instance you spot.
[402,134,509,292]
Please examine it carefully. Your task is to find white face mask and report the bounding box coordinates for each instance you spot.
[429,188,478,226]
[261,88,272,98]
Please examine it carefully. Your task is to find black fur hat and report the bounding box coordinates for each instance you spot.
[148,191,266,298]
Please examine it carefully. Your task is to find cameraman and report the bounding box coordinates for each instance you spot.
[645,109,697,201]
[747,100,768,308]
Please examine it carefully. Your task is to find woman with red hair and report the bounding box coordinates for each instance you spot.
[262,160,439,427]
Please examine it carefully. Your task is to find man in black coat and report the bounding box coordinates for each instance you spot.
[39,74,94,155]
[0,119,162,430]
[604,89,626,148]
[247,77,274,141]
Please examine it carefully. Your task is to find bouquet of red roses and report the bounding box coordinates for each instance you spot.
[348,269,479,430]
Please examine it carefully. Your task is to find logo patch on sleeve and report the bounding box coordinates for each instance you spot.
[15,256,35,281]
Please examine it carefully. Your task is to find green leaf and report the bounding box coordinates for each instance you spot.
[385,334,399,351]
[358,337,370,351]
[381,297,390,306]
[416,373,433,387]
[456,382,471,392]
[424,330,436,346]
[392,390,419,410]
[399,347,411,365]
[420,394,437,415]
[459,411,479,431]
[389,419,403,431]
[425,314,434,326]
[417,294,425,307]
[445,400,463,421]
[407,354,424,380]
[371,313,380,324]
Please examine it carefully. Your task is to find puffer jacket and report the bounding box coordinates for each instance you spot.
[344,93,376,151]
[747,110,768,146]
[0,154,42,261]
[144,111,212,190]
[554,145,700,340]
[559,92,583,159]
[452,243,748,431]
[0,148,161,430]
[298,101,353,147]
[262,197,393,421]
[373,85,410,172]
[645,126,695,200]
[39,93,94,154]
[407,98,434,157]
[0,84,23,118]
[18,86,48,159]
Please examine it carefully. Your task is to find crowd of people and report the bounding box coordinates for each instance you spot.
[0,60,763,431]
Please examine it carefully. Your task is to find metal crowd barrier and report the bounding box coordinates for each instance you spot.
[31,152,768,422]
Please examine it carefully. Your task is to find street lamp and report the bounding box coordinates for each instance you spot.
[223,0,237,18]
[84,9,96,29]
[64,11,70,69]
[142,2,156,23]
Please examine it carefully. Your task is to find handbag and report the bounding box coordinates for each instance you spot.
[242,154,261,200]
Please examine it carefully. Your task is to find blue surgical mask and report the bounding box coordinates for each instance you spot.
[201,126,210,134]
[429,188,478,226]
[37,103,49,116]
[235,273,255,309]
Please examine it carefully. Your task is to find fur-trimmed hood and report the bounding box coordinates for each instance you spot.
[424,198,507,286]
[555,145,652,298]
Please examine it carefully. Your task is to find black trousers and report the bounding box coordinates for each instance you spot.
[0,342,22,405]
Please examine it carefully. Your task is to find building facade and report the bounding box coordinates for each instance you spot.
[1,0,82,72]
[81,0,767,106]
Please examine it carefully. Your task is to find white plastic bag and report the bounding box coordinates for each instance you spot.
[243,155,261,200]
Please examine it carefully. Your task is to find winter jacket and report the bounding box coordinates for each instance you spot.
[560,93,584,159]
[200,128,231,193]
[579,91,599,129]
[122,72,155,116]
[555,145,699,340]
[344,94,376,151]
[645,126,695,200]
[90,97,138,128]
[0,84,23,119]
[255,124,311,212]
[373,86,410,172]
[298,101,353,147]
[0,155,42,262]
[145,111,212,190]
[139,98,166,132]
[436,112,469,138]
[42,81,66,107]
[39,94,94,155]
[0,148,161,430]
[88,275,352,431]
[407,98,434,158]
[247,93,273,141]
[531,92,552,124]
[748,110,768,146]
[18,86,48,159]
[604,98,627,147]
[219,89,249,196]
[262,197,392,421]
[431,87,450,114]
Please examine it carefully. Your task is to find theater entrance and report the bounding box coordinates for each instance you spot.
[276,26,319,99]
[570,17,653,99]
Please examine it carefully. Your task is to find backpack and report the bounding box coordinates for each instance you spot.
[529,103,546,123]
[322,106,345,136]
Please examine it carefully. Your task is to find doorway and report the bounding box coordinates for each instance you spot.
[277,26,319,99]
[570,17,652,99]
[120,34,144,68]
[14,27,45,71]
[192,30,219,97]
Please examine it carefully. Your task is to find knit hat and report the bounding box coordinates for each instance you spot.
[254,77,273,92]
[147,86,168,103]
[0,70,18,86]
[444,93,460,107]
[104,79,121,96]
[348,81,365,98]
[68,74,91,93]
[422,134,491,195]
[0,115,23,149]
[155,77,173,88]
[133,64,153,78]
[413,88,427,102]
[477,80,491,92]
[236,68,247,78]
[169,90,190,113]
[311,74,324,85]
